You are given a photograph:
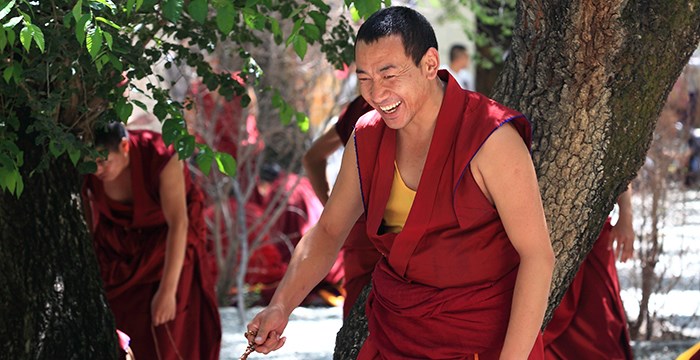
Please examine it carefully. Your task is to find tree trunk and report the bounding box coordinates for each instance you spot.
[0,118,118,359]
[492,0,700,323]
[334,0,700,357]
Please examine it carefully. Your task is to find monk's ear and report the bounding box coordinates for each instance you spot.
[421,47,440,79]
[119,138,129,155]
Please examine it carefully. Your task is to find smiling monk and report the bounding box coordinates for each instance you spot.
[247,6,554,359]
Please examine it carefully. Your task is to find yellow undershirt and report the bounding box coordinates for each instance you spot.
[382,162,417,233]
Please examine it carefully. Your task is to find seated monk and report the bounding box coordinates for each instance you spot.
[251,163,345,306]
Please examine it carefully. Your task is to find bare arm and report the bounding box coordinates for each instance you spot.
[302,126,344,205]
[610,184,634,262]
[153,155,189,326]
[473,124,554,360]
[248,133,364,354]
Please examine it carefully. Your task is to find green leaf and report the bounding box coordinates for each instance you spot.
[308,10,327,30]
[240,94,251,108]
[75,14,91,45]
[135,0,144,12]
[269,17,282,44]
[115,100,132,121]
[68,147,81,166]
[153,101,168,120]
[95,16,120,30]
[349,5,360,22]
[280,103,294,125]
[161,118,185,145]
[49,140,65,157]
[72,0,82,21]
[77,161,97,174]
[293,35,307,59]
[28,24,44,52]
[19,25,31,51]
[6,27,13,45]
[0,28,7,51]
[3,63,13,83]
[162,0,184,22]
[3,15,21,28]
[309,0,330,12]
[92,0,116,11]
[353,0,381,19]
[296,112,309,132]
[215,152,236,177]
[5,169,16,193]
[195,148,213,175]
[86,26,103,59]
[187,0,207,24]
[215,2,234,34]
[271,90,283,108]
[132,99,148,111]
[126,0,135,15]
[0,0,15,22]
[14,171,23,196]
[302,22,321,42]
[103,31,112,50]
[175,135,195,158]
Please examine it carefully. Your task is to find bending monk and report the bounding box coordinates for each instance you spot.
[82,121,221,360]
[247,6,554,359]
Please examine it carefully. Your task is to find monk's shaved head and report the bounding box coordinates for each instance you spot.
[356,6,438,66]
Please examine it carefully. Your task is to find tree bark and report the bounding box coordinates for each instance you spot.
[0,118,118,360]
[492,0,700,323]
[334,0,700,357]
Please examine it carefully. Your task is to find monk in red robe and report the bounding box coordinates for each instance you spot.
[82,122,221,360]
[251,164,344,305]
[543,187,635,359]
[247,6,554,359]
[303,95,380,317]
[204,198,287,304]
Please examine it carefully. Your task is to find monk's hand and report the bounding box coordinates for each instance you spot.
[151,286,177,326]
[610,219,635,263]
[246,304,289,354]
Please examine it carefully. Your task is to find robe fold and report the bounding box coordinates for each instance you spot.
[336,96,382,317]
[83,130,221,360]
[543,220,633,360]
[354,70,543,359]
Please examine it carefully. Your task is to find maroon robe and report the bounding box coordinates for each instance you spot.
[354,70,543,359]
[83,130,221,360]
[543,219,633,360]
[335,96,382,317]
[203,199,287,303]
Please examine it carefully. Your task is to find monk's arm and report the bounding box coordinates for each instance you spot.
[302,125,343,205]
[611,184,634,262]
[248,134,364,354]
[154,155,189,326]
[475,124,555,360]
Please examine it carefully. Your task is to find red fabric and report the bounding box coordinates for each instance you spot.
[334,95,381,317]
[83,130,221,360]
[335,96,374,145]
[543,220,633,360]
[203,200,287,290]
[354,70,541,359]
[251,173,324,261]
[692,346,700,360]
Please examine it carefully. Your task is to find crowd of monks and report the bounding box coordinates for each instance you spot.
[80,5,700,360]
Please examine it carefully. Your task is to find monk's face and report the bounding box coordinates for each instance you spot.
[94,139,130,182]
[355,35,437,130]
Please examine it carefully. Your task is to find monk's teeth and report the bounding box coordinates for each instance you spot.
[380,101,401,113]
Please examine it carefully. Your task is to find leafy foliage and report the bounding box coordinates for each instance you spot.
[0,0,383,196]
